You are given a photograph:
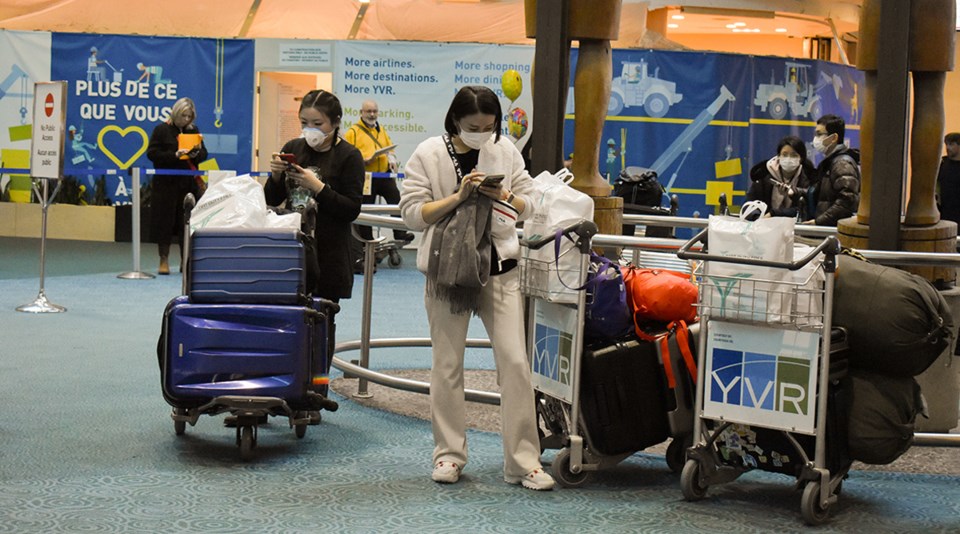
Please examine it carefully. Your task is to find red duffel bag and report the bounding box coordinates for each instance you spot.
[623,267,698,328]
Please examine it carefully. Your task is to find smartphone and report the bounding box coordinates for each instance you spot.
[479,174,504,188]
[277,153,297,165]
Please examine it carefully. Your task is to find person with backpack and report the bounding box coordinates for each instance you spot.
[803,114,861,226]
[747,135,815,219]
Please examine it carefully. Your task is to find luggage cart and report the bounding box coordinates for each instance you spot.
[160,194,339,461]
[676,230,846,525]
[520,220,597,487]
[523,220,688,488]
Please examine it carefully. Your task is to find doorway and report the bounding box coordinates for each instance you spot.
[255,71,332,177]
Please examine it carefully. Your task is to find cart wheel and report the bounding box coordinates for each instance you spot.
[666,434,692,473]
[800,481,832,525]
[388,250,402,267]
[293,411,308,438]
[680,459,709,501]
[551,448,590,488]
[173,408,187,436]
[239,426,255,461]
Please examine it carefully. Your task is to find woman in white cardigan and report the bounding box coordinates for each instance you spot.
[399,86,554,491]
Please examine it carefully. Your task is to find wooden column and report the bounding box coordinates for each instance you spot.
[529,0,569,175]
[867,0,910,250]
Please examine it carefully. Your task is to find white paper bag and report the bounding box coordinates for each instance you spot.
[704,201,795,322]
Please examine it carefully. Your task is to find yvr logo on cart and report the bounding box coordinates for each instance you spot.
[532,324,572,386]
[710,348,810,415]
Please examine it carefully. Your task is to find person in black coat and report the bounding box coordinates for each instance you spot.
[265,89,364,301]
[146,97,207,275]
[746,135,814,219]
[805,115,861,226]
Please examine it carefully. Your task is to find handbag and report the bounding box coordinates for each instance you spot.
[613,167,664,207]
[582,254,634,341]
[704,200,795,322]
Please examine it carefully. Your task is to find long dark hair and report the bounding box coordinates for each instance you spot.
[300,89,343,138]
[443,86,502,143]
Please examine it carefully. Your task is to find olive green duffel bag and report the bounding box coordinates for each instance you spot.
[833,252,955,377]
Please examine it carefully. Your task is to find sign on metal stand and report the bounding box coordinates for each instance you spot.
[17,81,68,314]
[117,167,156,279]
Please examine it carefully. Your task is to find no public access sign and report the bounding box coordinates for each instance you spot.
[30,81,68,179]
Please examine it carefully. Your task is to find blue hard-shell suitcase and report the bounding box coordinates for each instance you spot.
[189,228,306,304]
[160,296,335,409]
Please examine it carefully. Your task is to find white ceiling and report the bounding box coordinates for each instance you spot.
[0,0,871,44]
[662,7,857,37]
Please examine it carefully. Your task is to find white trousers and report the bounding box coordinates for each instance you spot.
[425,268,543,477]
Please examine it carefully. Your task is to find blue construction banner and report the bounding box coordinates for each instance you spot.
[565,49,864,223]
[50,33,254,204]
[0,30,52,203]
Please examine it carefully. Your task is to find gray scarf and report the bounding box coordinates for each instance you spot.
[766,156,800,213]
[426,191,493,316]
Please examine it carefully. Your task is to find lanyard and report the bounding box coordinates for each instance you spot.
[442,133,465,185]
[359,123,383,148]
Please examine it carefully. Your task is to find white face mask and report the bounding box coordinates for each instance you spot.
[779,156,801,173]
[812,134,830,154]
[302,127,327,149]
[458,124,493,150]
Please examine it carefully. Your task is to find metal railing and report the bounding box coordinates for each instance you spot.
[336,208,960,447]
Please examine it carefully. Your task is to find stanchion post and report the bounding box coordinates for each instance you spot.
[17,178,66,313]
[355,237,380,398]
[117,167,155,280]
[350,225,385,399]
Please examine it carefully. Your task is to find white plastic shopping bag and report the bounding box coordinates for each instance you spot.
[704,200,795,321]
[189,174,268,233]
[521,169,595,302]
[791,242,825,323]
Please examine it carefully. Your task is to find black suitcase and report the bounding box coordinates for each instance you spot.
[714,328,852,476]
[621,204,675,238]
[580,337,671,456]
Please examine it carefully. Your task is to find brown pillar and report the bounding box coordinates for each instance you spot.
[525,0,625,253]
[844,0,957,285]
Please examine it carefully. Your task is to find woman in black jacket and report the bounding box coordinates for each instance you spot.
[746,135,814,219]
[146,97,207,275]
[265,89,364,301]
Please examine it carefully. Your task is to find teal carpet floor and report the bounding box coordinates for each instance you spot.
[0,237,958,533]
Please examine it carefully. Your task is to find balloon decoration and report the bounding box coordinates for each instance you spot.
[507,107,528,140]
[501,69,523,102]
[501,69,527,140]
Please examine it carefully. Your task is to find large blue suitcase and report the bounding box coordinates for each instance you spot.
[160,295,335,410]
[189,228,306,304]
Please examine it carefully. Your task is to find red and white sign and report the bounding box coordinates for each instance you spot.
[30,81,68,179]
[44,93,55,117]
